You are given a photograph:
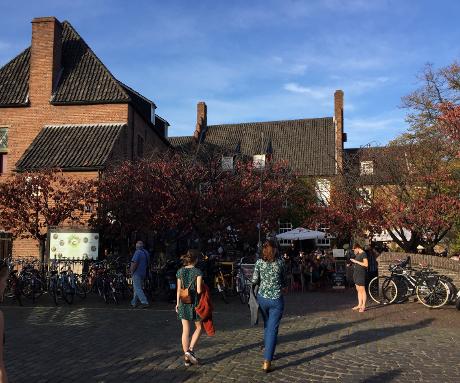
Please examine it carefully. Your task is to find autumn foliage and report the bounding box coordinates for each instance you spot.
[94,151,297,246]
[0,170,97,261]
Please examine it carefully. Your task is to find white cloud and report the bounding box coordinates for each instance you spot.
[284,83,332,99]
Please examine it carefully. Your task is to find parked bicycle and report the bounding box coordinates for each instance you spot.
[3,261,23,306]
[235,257,254,304]
[368,256,451,308]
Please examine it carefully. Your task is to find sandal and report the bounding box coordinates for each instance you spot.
[352,306,360,311]
[358,307,366,313]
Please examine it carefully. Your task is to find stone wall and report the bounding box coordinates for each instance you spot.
[378,252,460,288]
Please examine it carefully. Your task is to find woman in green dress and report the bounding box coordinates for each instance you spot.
[176,250,203,366]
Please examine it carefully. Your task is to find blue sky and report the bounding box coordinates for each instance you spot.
[1,0,460,148]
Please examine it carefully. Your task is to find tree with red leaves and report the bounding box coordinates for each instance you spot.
[95,150,298,251]
[305,151,384,246]
[373,139,460,253]
[0,170,97,263]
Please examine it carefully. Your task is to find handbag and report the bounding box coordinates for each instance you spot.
[179,274,196,304]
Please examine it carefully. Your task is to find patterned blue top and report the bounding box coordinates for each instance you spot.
[252,258,287,299]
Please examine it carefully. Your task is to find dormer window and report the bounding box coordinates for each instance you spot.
[253,154,266,170]
[151,104,156,125]
[360,161,374,175]
[222,156,234,171]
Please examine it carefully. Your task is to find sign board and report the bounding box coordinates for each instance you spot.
[332,272,346,289]
[48,228,99,260]
[333,249,345,258]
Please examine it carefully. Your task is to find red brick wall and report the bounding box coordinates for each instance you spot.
[0,17,168,259]
[130,105,166,160]
[0,103,129,177]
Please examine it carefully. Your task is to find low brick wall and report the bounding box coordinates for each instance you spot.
[378,252,460,288]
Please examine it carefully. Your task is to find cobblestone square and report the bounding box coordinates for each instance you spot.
[3,290,460,382]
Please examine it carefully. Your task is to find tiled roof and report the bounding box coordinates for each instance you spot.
[0,48,30,106]
[168,136,194,147]
[0,21,156,113]
[16,123,125,171]
[52,21,129,104]
[169,117,337,176]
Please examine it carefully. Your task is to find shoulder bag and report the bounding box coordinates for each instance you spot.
[179,271,196,304]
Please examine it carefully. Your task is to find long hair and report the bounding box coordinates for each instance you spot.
[262,239,278,262]
[180,250,198,266]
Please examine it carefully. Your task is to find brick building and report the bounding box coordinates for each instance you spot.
[169,92,347,245]
[0,17,170,257]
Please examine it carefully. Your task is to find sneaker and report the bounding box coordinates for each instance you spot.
[184,355,191,367]
[185,349,198,365]
[139,303,149,309]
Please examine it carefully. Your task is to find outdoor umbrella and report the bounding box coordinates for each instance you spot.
[276,227,326,241]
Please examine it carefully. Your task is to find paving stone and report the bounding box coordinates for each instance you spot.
[2,290,460,382]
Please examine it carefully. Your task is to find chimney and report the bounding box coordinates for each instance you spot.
[30,17,62,105]
[334,90,345,171]
[193,101,207,142]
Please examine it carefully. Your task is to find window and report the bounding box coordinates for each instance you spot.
[222,156,234,171]
[137,135,144,158]
[315,178,331,206]
[0,128,7,175]
[0,154,6,175]
[278,222,293,247]
[360,161,374,175]
[358,187,372,204]
[0,128,7,151]
[253,154,266,170]
[316,237,331,247]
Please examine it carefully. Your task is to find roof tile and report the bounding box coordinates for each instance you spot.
[16,123,125,171]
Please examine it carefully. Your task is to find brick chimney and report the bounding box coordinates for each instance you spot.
[334,90,345,171]
[193,101,207,142]
[29,17,62,105]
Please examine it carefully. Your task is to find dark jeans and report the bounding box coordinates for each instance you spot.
[257,294,284,361]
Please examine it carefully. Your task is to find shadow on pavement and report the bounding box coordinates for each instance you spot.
[360,368,403,383]
[275,318,434,371]
[204,318,371,364]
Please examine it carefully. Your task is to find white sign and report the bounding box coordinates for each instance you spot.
[253,154,266,169]
[49,231,99,260]
[332,249,345,258]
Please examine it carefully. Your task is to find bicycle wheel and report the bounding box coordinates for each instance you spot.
[241,285,250,305]
[216,280,229,304]
[75,279,87,300]
[416,279,449,308]
[62,283,75,305]
[368,276,398,304]
[48,282,58,306]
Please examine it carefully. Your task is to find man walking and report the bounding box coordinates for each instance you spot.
[130,241,150,308]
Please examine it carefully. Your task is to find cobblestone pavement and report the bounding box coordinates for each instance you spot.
[2,290,460,382]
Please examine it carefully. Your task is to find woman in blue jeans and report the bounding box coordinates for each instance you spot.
[252,239,287,372]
